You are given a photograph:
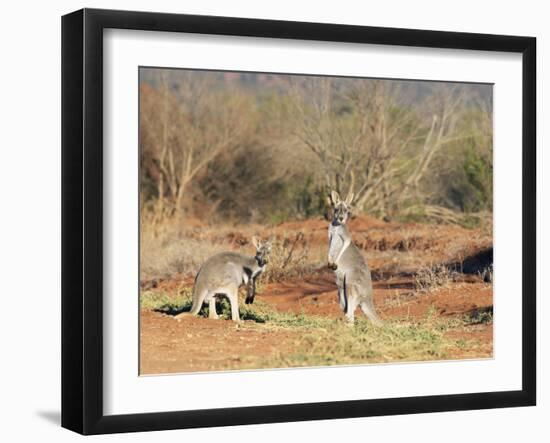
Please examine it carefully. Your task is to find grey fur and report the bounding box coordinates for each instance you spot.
[174,238,271,322]
[328,191,382,325]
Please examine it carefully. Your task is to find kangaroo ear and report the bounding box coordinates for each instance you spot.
[330,190,341,206]
[345,191,354,206]
[251,236,260,249]
[325,195,333,220]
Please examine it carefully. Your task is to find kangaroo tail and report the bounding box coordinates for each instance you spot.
[188,286,206,315]
[174,287,205,319]
[360,297,383,326]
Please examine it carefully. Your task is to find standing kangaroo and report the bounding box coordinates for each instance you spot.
[327,191,382,325]
[174,237,272,322]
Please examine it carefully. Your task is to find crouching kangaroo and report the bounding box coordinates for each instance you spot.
[174,237,272,322]
[327,191,382,326]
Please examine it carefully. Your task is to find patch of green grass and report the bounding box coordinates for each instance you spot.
[141,288,271,322]
[245,303,477,367]
[141,288,488,367]
[252,316,452,368]
[459,214,482,229]
[258,309,334,330]
[140,288,194,313]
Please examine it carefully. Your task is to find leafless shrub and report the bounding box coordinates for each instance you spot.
[261,233,312,283]
[140,71,256,219]
[140,229,228,282]
[289,78,474,218]
[414,264,457,293]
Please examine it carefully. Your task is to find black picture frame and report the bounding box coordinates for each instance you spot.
[61,8,536,435]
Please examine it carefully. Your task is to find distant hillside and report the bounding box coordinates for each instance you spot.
[139,67,492,108]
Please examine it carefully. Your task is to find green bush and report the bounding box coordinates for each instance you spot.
[462,145,493,212]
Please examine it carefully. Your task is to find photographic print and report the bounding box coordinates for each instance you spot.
[139,67,493,375]
[62,10,535,433]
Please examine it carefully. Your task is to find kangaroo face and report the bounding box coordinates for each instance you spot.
[332,202,351,226]
[329,190,354,226]
[252,237,272,268]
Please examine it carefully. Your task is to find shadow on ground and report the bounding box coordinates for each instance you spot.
[36,410,60,426]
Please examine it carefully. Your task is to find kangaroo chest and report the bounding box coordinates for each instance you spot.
[328,225,348,261]
[241,265,265,285]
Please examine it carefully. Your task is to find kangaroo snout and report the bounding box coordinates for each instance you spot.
[328,262,338,271]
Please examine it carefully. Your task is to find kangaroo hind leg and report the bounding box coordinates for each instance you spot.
[208,296,219,319]
[337,274,347,312]
[344,285,359,325]
[226,285,240,322]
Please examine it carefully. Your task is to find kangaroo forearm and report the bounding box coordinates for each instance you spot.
[334,238,351,263]
[245,277,256,304]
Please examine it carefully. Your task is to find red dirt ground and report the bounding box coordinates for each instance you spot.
[140,311,301,374]
[140,217,493,374]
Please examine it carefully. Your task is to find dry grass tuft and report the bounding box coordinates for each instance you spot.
[414,264,457,293]
[141,233,228,282]
[262,232,313,283]
[140,214,321,285]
